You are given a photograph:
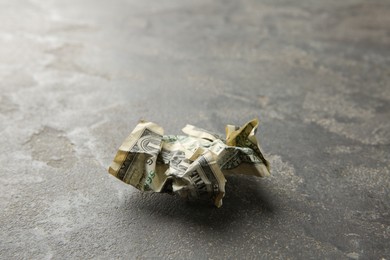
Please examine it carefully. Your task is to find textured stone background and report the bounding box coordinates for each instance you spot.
[1,0,389,259]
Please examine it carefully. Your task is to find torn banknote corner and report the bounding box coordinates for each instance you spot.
[108,119,270,207]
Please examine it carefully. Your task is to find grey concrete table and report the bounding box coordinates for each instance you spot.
[1,0,389,259]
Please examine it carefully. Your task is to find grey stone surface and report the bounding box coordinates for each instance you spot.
[1,0,389,259]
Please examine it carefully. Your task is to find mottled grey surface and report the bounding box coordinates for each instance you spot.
[1,0,389,259]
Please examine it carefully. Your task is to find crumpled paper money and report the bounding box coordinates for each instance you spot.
[108,119,270,207]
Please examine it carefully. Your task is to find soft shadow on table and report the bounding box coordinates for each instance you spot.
[120,175,278,231]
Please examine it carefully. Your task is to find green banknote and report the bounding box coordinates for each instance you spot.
[108,119,270,207]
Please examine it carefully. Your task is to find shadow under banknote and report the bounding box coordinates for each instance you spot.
[120,174,277,231]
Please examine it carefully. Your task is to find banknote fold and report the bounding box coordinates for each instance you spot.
[108,119,270,207]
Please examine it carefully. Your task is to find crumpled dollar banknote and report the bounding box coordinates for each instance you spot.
[108,119,270,207]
